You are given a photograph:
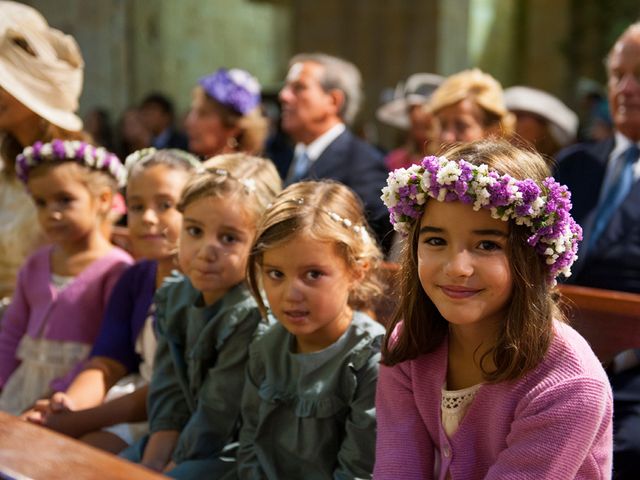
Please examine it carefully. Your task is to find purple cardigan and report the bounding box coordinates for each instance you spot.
[374,321,613,479]
[0,245,133,389]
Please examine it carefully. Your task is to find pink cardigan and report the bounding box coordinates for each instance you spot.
[0,245,133,389]
[374,321,613,479]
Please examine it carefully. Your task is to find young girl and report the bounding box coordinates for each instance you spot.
[120,153,281,479]
[0,139,133,415]
[239,180,386,479]
[375,139,613,479]
[27,148,200,453]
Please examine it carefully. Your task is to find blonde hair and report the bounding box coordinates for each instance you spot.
[383,139,562,383]
[248,180,384,317]
[177,153,281,225]
[193,86,268,155]
[429,68,515,136]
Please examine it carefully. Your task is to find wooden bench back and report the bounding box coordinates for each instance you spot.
[558,284,640,364]
[0,412,164,480]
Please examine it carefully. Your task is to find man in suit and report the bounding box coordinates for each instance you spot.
[279,53,392,251]
[555,23,640,479]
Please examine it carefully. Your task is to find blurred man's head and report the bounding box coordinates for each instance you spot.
[279,53,362,144]
[140,93,175,136]
[607,23,640,141]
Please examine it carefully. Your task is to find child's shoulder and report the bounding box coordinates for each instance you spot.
[530,320,609,388]
[351,310,386,340]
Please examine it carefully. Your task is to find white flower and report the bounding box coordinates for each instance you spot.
[40,143,52,157]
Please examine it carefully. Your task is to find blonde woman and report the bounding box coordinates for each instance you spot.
[429,68,515,146]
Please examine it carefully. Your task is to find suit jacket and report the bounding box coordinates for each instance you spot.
[285,129,392,252]
[555,138,640,293]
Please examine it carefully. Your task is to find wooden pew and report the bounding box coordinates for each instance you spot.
[0,412,164,480]
[558,284,640,364]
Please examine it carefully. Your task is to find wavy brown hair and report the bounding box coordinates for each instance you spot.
[248,180,384,317]
[382,139,564,383]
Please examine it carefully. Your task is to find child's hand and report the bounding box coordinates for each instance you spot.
[163,461,177,473]
[47,392,76,413]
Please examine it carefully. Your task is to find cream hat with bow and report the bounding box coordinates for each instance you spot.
[0,5,84,132]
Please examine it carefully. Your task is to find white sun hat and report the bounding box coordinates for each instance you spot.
[376,73,444,130]
[0,18,84,132]
[0,1,48,35]
[504,86,578,148]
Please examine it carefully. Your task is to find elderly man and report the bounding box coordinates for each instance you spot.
[279,53,392,251]
[555,23,640,479]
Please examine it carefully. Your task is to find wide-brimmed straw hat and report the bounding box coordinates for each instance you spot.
[0,1,48,35]
[504,86,578,148]
[0,17,84,132]
[376,73,444,129]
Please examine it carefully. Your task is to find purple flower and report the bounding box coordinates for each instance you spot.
[199,68,261,115]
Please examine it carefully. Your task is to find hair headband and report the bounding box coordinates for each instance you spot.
[124,147,202,176]
[16,139,127,187]
[198,68,261,115]
[381,155,582,280]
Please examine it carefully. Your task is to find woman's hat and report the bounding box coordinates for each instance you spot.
[504,86,578,147]
[376,73,444,129]
[0,21,84,132]
[0,1,48,35]
[198,68,261,115]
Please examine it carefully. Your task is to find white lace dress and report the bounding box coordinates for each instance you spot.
[436,383,482,479]
[0,274,90,415]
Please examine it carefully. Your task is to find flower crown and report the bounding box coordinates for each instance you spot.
[124,147,202,176]
[381,155,582,280]
[199,68,261,115]
[16,140,127,188]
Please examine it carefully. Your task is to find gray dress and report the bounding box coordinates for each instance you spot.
[121,278,265,479]
[236,311,385,480]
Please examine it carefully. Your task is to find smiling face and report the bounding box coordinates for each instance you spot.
[417,200,513,339]
[608,31,640,141]
[178,194,255,305]
[126,164,189,260]
[261,233,355,353]
[27,163,109,250]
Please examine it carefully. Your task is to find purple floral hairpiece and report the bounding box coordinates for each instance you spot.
[198,68,261,115]
[16,139,127,188]
[381,155,583,280]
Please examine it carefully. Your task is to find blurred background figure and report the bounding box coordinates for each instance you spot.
[376,73,443,170]
[429,68,515,147]
[185,68,268,158]
[0,1,88,303]
[504,86,578,159]
[84,107,114,150]
[115,107,151,159]
[576,77,615,142]
[139,92,188,151]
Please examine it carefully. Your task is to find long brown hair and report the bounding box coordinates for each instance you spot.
[382,139,564,383]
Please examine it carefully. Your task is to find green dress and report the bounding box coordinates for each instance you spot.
[121,278,265,480]
[236,311,385,480]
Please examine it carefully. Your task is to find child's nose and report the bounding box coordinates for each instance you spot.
[284,279,305,302]
[141,208,158,224]
[444,250,474,277]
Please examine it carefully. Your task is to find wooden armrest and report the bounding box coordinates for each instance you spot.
[558,284,640,364]
[0,412,164,480]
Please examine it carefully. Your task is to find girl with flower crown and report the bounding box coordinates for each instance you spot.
[0,139,133,415]
[374,139,613,479]
[119,154,281,479]
[238,180,385,479]
[23,148,200,454]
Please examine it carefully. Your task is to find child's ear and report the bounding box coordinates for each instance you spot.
[350,259,369,285]
[97,187,114,216]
